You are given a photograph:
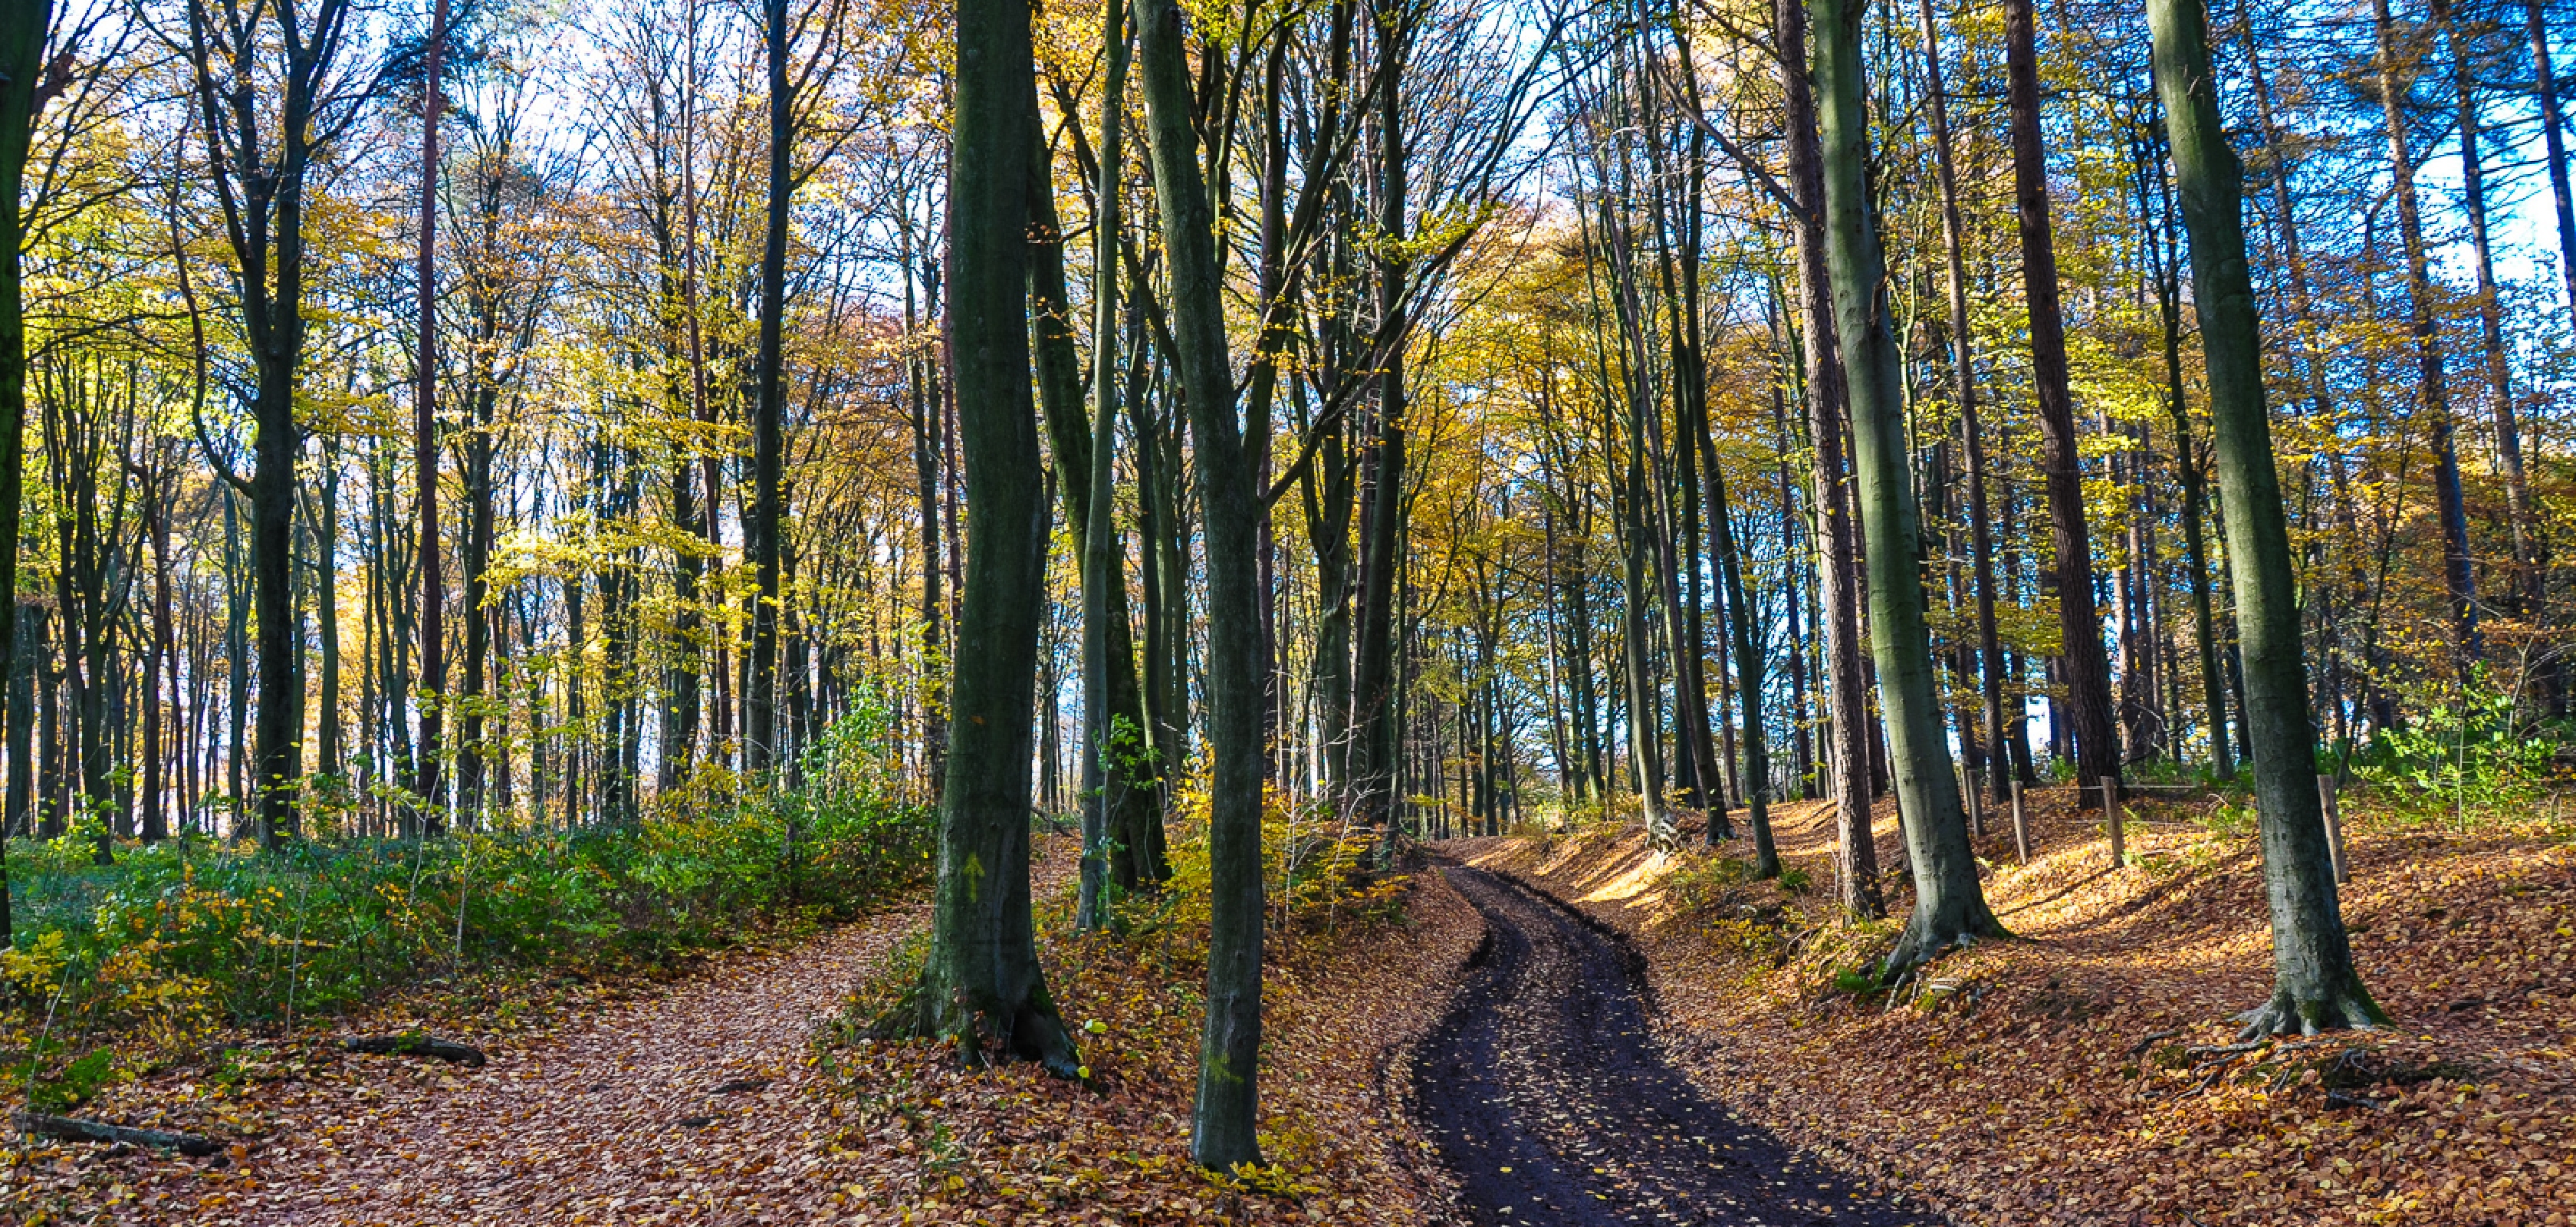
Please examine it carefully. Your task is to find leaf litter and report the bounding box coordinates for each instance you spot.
[1451,785,2576,1227]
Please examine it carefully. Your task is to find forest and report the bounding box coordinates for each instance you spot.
[0,0,2572,1219]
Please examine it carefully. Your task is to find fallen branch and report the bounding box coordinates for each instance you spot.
[2128,1028,2183,1058]
[342,1032,488,1067]
[14,1111,221,1157]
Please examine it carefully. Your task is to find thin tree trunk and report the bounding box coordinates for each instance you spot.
[2377,0,2479,666]
[1140,0,1270,1166]
[746,0,790,772]
[2005,0,2119,798]
[1776,0,1878,914]
[414,0,450,836]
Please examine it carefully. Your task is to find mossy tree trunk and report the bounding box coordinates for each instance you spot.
[1137,0,1268,1171]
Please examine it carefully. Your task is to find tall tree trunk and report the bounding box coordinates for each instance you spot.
[2532,0,2576,333]
[2146,138,2233,776]
[1775,0,1878,914]
[0,0,44,931]
[879,0,1079,1078]
[2450,12,2542,642]
[414,0,450,836]
[2004,0,2118,798]
[1139,0,1267,1168]
[2376,0,2479,666]
[2149,0,2384,1035]
[1813,0,2004,969]
[746,0,790,772]
[1917,0,2009,804]
[1027,58,1165,918]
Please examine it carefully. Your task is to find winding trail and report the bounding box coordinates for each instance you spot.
[1411,867,1941,1227]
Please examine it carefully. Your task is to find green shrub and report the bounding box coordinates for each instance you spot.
[2,706,933,1083]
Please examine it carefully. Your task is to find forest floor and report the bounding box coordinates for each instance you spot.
[1411,864,1942,1226]
[2,833,1486,1225]
[1444,784,2576,1227]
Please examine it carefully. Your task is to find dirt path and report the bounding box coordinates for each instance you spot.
[1411,867,1940,1227]
[226,903,921,1225]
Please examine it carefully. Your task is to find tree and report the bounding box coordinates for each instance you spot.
[876,0,1079,1077]
[1811,0,2005,971]
[179,0,361,847]
[2150,0,2384,1038]
[2003,0,2118,794]
[744,0,790,772]
[1137,0,1266,1169]
[0,0,51,938]
[414,0,452,834]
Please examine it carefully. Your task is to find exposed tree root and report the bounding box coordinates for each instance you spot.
[1881,919,2010,978]
[2233,986,2389,1040]
[869,982,1083,1081]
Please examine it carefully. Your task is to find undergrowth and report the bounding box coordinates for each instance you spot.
[3,709,933,1112]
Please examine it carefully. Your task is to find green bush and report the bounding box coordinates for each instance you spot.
[2,707,933,1067]
[2352,671,2563,821]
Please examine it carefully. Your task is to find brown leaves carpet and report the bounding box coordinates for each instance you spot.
[11,837,1488,1225]
[1451,788,2576,1227]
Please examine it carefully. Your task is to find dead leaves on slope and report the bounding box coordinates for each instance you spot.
[1462,791,2576,1227]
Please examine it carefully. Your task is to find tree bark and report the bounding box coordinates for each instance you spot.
[1775,0,1878,915]
[414,0,450,836]
[2149,0,2384,1035]
[2003,0,2118,798]
[0,0,41,931]
[1917,0,2009,805]
[879,0,1079,1077]
[746,0,791,771]
[2376,0,2479,667]
[1813,0,2004,969]
[1139,0,1267,1168]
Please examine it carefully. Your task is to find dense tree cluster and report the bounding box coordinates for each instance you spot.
[3,0,2570,1165]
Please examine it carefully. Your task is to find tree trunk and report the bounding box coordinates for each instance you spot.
[879,0,1079,1079]
[2450,10,2542,641]
[0,0,43,936]
[1775,0,1878,915]
[2376,0,2479,666]
[2005,0,2119,799]
[414,0,450,836]
[1139,0,1267,1168]
[746,0,791,772]
[1813,0,2004,969]
[1917,0,2010,805]
[2149,0,2384,1035]
[2532,0,2576,333]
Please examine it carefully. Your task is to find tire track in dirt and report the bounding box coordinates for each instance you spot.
[1411,866,1943,1227]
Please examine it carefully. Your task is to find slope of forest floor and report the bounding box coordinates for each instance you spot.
[1445,786,2576,1227]
[3,831,1485,1225]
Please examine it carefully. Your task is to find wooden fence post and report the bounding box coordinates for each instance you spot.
[2009,779,2029,865]
[2103,775,2124,869]
[2318,773,2348,885]
[1961,765,1984,840]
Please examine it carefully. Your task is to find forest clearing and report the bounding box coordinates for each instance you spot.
[3,0,2575,1220]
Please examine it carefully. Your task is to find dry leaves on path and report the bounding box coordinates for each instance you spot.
[808,864,1485,1226]
[6,836,1486,1226]
[1454,788,2576,1227]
